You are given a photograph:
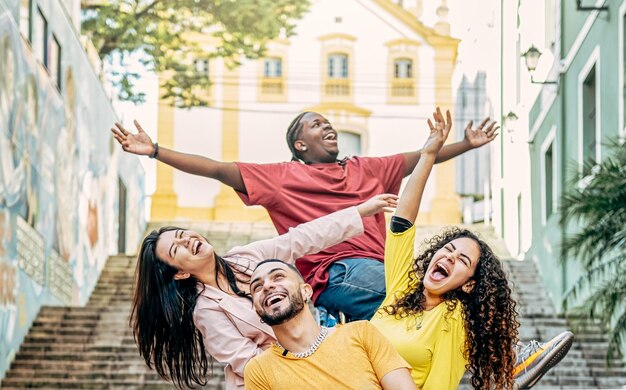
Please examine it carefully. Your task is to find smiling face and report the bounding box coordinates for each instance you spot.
[155,229,216,278]
[423,237,481,297]
[294,112,339,163]
[250,261,310,326]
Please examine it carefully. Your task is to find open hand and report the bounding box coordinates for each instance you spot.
[111,120,155,156]
[424,107,452,155]
[356,194,399,217]
[464,117,499,148]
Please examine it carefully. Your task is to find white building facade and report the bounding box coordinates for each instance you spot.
[152,0,463,224]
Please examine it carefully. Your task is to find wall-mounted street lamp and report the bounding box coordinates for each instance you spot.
[521,45,558,85]
[504,111,518,142]
[504,111,519,132]
[576,0,608,12]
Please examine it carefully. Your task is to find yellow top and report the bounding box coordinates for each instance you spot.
[370,225,468,389]
[244,321,411,390]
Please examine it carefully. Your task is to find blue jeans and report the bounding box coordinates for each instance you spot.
[316,258,386,322]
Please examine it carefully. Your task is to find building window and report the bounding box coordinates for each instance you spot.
[328,53,348,79]
[390,57,415,98]
[582,65,597,162]
[194,59,209,76]
[50,35,61,90]
[544,142,554,219]
[20,0,31,41]
[394,58,413,78]
[385,39,419,103]
[263,57,282,77]
[325,53,350,96]
[259,57,284,97]
[33,7,47,67]
[258,49,287,102]
[337,130,361,159]
[319,33,355,102]
[623,12,626,133]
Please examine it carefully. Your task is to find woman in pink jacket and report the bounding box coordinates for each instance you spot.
[130,194,397,389]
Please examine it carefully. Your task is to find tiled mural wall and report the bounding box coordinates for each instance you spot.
[0,9,145,377]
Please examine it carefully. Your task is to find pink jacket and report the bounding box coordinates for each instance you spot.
[192,207,365,390]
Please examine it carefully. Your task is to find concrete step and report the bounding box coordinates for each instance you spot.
[14,351,144,361]
[1,377,175,389]
[5,369,163,381]
[38,306,131,315]
[19,343,140,354]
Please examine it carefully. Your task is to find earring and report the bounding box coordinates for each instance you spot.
[301,147,307,151]
[304,295,310,303]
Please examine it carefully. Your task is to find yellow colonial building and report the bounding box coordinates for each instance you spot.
[152,0,461,224]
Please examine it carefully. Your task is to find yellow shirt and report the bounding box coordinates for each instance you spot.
[370,225,468,389]
[244,321,411,390]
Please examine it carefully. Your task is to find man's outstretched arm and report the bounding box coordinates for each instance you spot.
[112,120,246,192]
[402,110,499,177]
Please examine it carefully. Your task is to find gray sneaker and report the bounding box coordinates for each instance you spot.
[513,331,575,389]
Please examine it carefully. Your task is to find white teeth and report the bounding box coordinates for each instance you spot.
[265,293,286,307]
[436,263,449,276]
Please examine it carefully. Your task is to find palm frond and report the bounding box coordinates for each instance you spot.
[608,307,626,362]
[559,136,626,362]
[563,253,626,305]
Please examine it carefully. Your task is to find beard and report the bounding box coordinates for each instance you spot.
[258,291,306,326]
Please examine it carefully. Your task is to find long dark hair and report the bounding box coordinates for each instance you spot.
[130,226,250,388]
[383,227,519,389]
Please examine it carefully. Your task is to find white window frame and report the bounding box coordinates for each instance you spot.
[577,46,601,171]
[328,53,348,79]
[617,1,626,138]
[540,126,557,226]
[394,58,413,79]
[263,57,282,78]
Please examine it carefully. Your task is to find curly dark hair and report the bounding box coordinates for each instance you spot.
[383,227,519,389]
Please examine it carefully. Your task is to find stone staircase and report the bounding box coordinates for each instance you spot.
[0,255,178,389]
[0,221,278,389]
[502,260,626,389]
[1,222,625,389]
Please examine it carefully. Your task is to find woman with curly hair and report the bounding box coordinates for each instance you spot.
[371,108,570,389]
[130,194,397,389]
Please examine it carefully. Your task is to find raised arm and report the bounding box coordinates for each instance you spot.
[401,115,498,177]
[226,194,398,264]
[111,120,246,192]
[395,108,451,224]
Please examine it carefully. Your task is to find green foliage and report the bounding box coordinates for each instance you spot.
[559,137,626,360]
[81,0,309,107]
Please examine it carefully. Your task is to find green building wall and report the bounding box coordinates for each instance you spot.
[529,0,624,311]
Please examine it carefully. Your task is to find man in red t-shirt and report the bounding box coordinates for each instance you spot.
[112,109,498,321]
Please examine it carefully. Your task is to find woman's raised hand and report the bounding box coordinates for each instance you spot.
[111,120,156,156]
[356,194,399,217]
[424,107,452,156]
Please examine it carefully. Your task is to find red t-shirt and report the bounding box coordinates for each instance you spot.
[235,155,406,301]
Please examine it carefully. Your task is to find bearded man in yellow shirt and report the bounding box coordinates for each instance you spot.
[245,259,416,390]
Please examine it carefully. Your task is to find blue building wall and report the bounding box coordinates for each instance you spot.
[0,0,145,378]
